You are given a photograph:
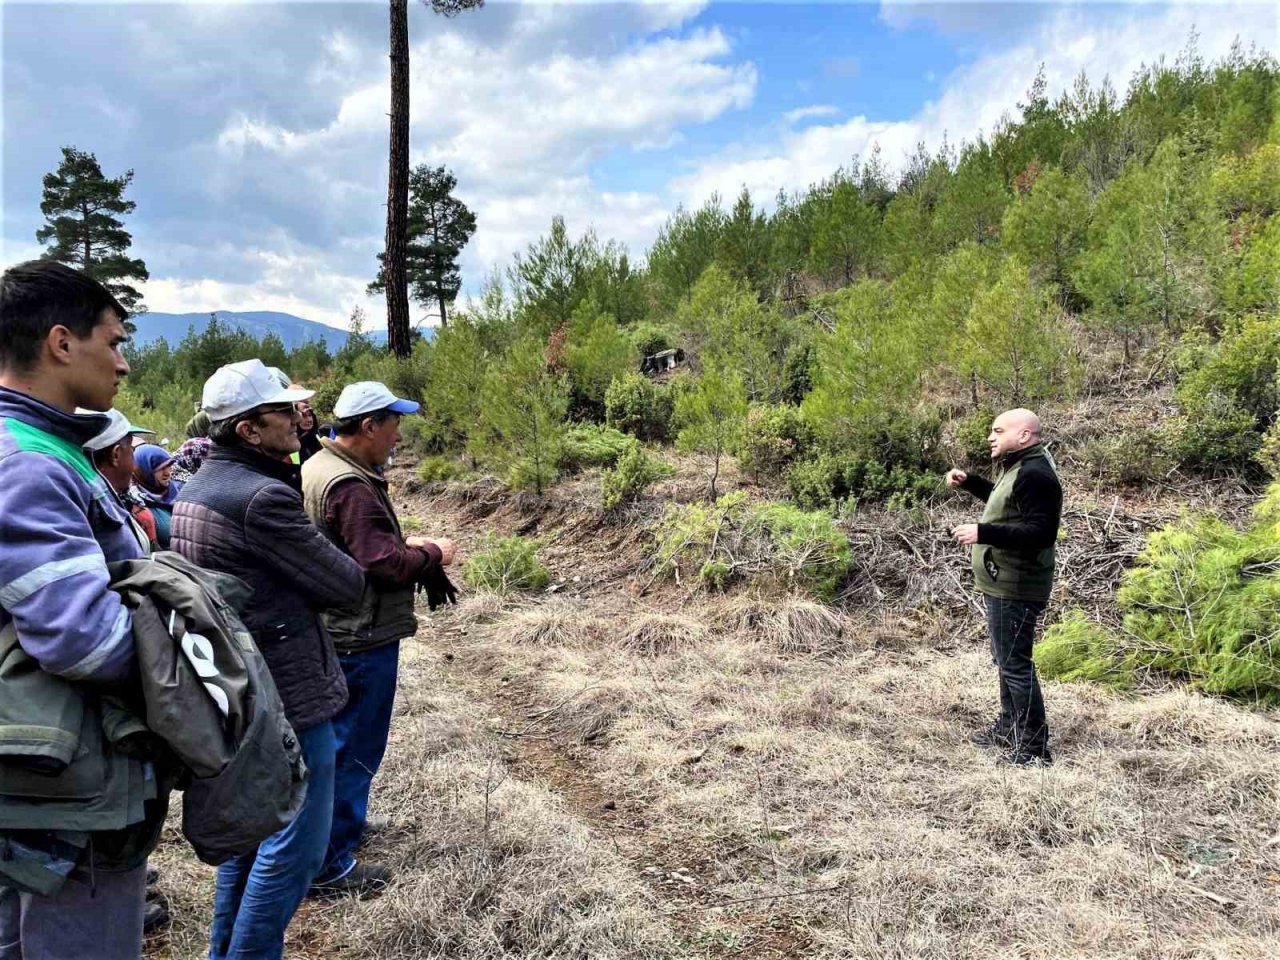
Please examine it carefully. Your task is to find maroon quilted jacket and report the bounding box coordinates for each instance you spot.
[171,445,365,731]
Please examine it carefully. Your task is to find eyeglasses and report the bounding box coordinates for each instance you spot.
[256,403,298,418]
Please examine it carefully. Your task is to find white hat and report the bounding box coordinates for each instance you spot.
[333,381,420,419]
[267,366,293,390]
[81,409,155,452]
[202,359,314,421]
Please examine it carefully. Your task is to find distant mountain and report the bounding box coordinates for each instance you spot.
[129,310,434,353]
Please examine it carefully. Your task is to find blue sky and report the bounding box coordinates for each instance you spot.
[2,2,1276,330]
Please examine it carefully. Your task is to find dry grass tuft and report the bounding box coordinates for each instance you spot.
[499,599,606,648]
[620,611,708,656]
[450,590,509,626]
[1104,689,1280,748]
[709,596,851,654]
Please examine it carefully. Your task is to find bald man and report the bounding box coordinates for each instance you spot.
[946,408,1062,766]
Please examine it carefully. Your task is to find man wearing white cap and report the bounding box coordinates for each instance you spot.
[170,359,366,959]
[83,409,158,548]
[301,381,456,898]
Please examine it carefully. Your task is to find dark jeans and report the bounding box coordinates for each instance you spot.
[317,642,400,884]
[984,595,1049,756]
[0,862,145,960]
[209,720,336,960]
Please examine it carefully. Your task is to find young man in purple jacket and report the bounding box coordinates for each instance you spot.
[0,261,159,958]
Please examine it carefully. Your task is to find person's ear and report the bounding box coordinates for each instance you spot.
[46,325,76,367]
[110,444,124,469]
[235,418,259,446]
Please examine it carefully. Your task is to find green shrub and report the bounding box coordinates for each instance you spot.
[736,404,812,482]
[1079,428,1171,485]
[399,414,446,457]
[416,455,470,484]
[652,493,853,601]
[952,407,995,466]
[1036,610,1136,687]
[559,423,635,472]
[629,321,675,358]
[785,450,938,511]
[750,502,854,601]
[601,443,674,510]
[1162,393,1261,470]
[462,534,550,594]
[604,373,673,442]
[1038,492,1280,703]
[1169,315,1280,468]
[310,380,343,423]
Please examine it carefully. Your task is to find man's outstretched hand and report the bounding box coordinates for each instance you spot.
[945,468,968,488]
[951,523,979,546]
[407,535,458,566]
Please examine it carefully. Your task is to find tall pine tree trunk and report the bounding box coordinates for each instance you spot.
[385,0,412,358]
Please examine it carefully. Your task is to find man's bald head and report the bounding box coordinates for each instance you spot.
[987,408,1043,460]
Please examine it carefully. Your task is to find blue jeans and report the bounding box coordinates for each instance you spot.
[984,595,1049,756]
[209,720,336,960]
[317,642,400,883]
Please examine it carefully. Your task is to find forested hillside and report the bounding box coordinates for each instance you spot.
[122,42,1280,698]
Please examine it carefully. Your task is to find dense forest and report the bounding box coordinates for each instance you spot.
[118,40,1280,699]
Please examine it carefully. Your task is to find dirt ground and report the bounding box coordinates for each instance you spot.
[145,461,1280,959]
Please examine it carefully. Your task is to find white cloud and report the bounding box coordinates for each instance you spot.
[674,3,1277,207]
[197,11,755,325]
[785,105,841,124]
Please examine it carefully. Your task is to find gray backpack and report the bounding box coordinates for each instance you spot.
[110,552,307,864]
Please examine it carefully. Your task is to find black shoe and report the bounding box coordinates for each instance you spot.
[309,861,392,900]
[143,893,171,934]
[1000,748,1053,767]
[146,866,160,886]
[969,724,1014,749]
[358,814,391,847]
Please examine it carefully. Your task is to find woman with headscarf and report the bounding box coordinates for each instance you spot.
[132,443,183,548]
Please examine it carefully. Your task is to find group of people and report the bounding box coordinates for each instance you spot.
[0,259,1063,960]
[0,260,455,959]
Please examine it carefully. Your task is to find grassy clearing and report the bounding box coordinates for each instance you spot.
[432,585,1280,959]
[145,643,675,959]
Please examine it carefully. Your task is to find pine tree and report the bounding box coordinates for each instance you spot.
[37,146,149,316]
[675,366,748,499]
[472,336,569,494]
[383,0,483,357]
[369,164,476,328]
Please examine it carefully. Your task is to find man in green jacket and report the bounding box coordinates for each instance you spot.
[301,382,456,897]
[947,408,1062,766]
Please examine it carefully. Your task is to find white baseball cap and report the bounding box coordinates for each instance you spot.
[202,359,314,421]
[80,409,156,452]
[333,381,420,419]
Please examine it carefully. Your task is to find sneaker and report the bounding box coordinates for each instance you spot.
[968,724,1014,749]
[146,866,160,886]
[309,861,392,899]
[143,893,171,934]
[999,748,1053,768]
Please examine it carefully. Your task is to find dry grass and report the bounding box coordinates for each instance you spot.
[710,596,854,655]
[148,462,1280,959]
[498,598,607,648]
[620,612,708,656]
[144,644,675,959]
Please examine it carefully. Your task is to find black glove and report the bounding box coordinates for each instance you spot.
[416,566,459,611]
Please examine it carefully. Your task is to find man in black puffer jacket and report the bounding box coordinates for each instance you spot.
[172,359,364,960]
